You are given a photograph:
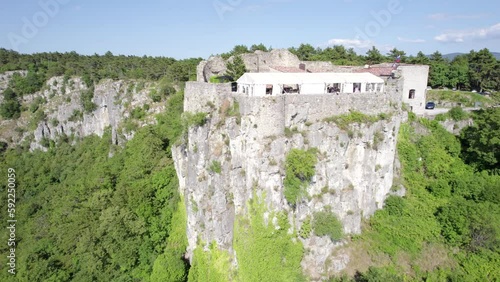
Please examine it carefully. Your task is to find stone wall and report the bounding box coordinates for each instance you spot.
[184,82,232,112]
[185,76,402,132]
[399,65,429,113]
[301,61,355,73]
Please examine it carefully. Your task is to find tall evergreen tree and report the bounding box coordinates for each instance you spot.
[366,46,385,64]
[225,55,247,81]
[468,48,499,92]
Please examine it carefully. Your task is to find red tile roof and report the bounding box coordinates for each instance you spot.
[354,67,394,76]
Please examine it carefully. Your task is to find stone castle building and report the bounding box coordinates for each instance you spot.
[196,49,429,113]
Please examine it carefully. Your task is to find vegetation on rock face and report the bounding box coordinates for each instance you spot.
[434,106,470,122]
[284,148,317,205]
[80,85,97,113]
[209,160,222,174]
[299,216,312,239]
[427,89,492,107]
[340,110,500,281]
[233,195,306,282]
[187,242,232,282]
[8,70,45,95]
[312,211,343,241]
[0,88,189,281]
[150,199,189,282]
[0,88,21,119]
[0,46,499,282]
[323,111,389,131]
[184,112,208,128]
[188,194,306,282]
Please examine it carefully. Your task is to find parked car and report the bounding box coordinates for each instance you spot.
[425,101,435,109]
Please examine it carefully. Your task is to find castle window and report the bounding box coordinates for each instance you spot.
[282,84,299,94]
[326,83,341,93]
[353,83,361,93]
[366,83,377,92]
[409,89,415,99]
[266,85,273,95]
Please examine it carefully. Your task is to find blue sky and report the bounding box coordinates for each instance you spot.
[1,0,499,59]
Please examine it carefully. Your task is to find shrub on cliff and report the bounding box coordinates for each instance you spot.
[0,88,21,119]
[284,148,317,205]
[312,211,343,241]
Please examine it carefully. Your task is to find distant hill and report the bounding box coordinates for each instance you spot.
[440,52,500,61]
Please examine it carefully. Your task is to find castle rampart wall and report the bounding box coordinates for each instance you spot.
[185,78,402,135]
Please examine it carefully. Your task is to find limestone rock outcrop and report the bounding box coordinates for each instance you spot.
[173,81,406,279]
[0,74,163,150]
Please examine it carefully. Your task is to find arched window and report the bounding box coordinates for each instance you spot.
[408,89,415,99]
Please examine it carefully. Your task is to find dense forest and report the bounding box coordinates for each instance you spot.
[0,46,499,281]
[0,48,201,83]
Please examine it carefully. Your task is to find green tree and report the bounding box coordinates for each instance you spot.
[356,267,403,282]
[386,48,407,63]
[250,43,268,52]
[468,48,499,92]
[430,51,447,63]
[231,44,250,55]
[448,54,470,90]
[460,108,500,171]
[0,88,21,119]
[407,51,430,65]
[290,43,317,61]
[429,62,449,88]
[365,46,385,64]
[225,55,247,81]
[437,198,500,251]
[9,70,44,95]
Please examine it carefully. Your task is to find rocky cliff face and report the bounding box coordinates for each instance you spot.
[0,73,164,150]
[173,82,406,279]
[0,71,27,94]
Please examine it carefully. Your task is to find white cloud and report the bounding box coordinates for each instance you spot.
[428,13,448,20]
[324,38,394,54]
[428,13,487,20]
[243,5,264,12]
[397,37,426,43]
[434,23,500,43]
[326,38,373,49]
